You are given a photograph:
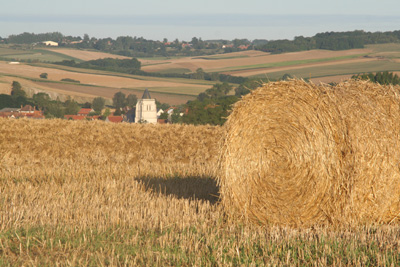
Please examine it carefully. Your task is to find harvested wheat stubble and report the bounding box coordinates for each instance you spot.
[219,79,400,227]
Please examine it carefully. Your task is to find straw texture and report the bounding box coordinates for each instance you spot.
[219,79,400,227]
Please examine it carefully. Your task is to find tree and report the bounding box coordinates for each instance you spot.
[103,108,111,117]
[202,82,232,99]
[126,94,137,108]
[82,102,91,108]
[113,91,126,109]
[192,68,205,80]
[64,99,79,115]
[39,73,48,79]
[0,94,18,109]
[11,81,26,98]
[159,112,168,120]
[92,97,105,114]
[114,108,122,116]
[282,73,293,81]
[32,92,50,109]
[45,100,64,118]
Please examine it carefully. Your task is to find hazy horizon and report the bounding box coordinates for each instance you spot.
[1,14,400,42]
[2,0,400,42]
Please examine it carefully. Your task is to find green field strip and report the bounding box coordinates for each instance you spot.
[249,60,400,80]
[196,55,250,60]
[207,54,368,73]
[153,68,192,74]
[0,49,82,63]
[123,86,206,96]
[33,49,84,62]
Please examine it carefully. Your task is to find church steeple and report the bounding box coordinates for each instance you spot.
[142,89,151,99]
[135,89,157,124]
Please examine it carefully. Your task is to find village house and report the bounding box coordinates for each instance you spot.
[106,116,123,123]
[77,108,94,116]
[42,41,58,46]
[0,105,44,119]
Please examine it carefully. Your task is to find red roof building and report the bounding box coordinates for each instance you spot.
[106,116,123,123]
[77,108,94,116]
[64,115,87,120]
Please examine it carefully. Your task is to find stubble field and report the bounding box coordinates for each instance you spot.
[0,118,400,265]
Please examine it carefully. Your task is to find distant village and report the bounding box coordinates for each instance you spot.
[0,89,183,124]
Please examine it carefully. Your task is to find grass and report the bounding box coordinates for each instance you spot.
[1,119,400,265]
[2,224,400,265]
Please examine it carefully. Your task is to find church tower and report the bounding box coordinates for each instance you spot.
[135,89,157,124]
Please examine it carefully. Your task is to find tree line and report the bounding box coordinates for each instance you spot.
[352,71,400,86]
[55,59,247,84]
[255,30,400,53]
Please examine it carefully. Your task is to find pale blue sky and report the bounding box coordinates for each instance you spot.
[1,0,400,41]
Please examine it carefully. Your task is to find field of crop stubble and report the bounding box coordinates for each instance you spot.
[1,116,400,265]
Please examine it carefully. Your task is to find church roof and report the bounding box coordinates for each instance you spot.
[142,89,151,99]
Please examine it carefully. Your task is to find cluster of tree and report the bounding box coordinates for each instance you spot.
[5,32,65,44]
[3,33,255,58]
[234,79,266,97]
[181,83,239,125]
[352,71,400,85]
[0,81,81,118]
[56,58,141,74]
[111,91,137,115]
[56,59,247,84]
[255,30,400,53]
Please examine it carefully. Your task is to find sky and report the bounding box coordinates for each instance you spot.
[1,0,400,41]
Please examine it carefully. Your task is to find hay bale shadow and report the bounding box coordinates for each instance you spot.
[134,176,220,204]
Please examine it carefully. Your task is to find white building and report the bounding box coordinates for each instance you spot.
[42,41,58,46]
[135,89,157,124]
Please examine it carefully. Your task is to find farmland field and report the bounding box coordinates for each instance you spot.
[140,44,400,82]
[0,61,213,104]
[1,118,400,265]
[1,44,400,104]
[140,49,371,73]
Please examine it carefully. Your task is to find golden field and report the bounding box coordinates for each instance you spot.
[46,48,131,61]
[1,118,400,265]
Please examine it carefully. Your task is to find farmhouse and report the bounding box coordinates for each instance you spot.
[135,89,157,124]
[42,41,58,46]
[77,108,94,116]
[106,116,124,123]
[0,105,44,119]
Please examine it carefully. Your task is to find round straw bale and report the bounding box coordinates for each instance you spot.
[219,79,400,227]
